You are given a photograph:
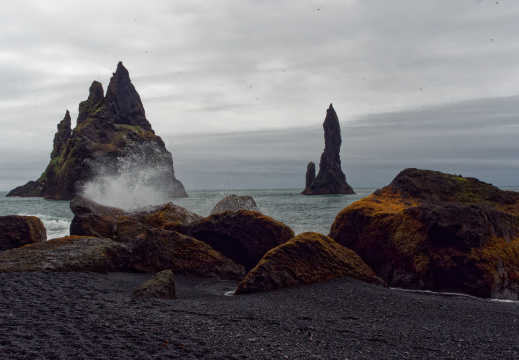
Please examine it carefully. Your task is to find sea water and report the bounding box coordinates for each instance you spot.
[0,188,377,239]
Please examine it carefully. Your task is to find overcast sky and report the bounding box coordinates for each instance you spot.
[1,0,518,191]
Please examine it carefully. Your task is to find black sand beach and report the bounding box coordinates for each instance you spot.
[1,272,518,360]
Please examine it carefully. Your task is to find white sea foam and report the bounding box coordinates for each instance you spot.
[18,213,71,240]
[80,142,175,211]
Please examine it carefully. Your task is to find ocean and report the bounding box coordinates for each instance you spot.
[0,188,378,240]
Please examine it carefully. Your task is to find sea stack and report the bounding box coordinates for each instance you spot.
[302,104,355,195]
[7,62,187,200]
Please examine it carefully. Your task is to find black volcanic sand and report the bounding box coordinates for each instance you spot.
[1,272,518,360]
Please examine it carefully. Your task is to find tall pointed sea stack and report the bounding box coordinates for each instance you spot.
[7,62,187,200]
[302,104,355,195]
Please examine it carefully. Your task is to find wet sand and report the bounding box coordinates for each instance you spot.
[1,272,518,359]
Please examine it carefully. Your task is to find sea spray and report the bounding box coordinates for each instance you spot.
[80,142,179,210]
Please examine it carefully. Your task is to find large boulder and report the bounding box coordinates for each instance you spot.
[302,104,355,195]
[131,270,176,300]
[210,194,260,214]
[70,195,201,243]
[175,210,294,271]
[235,232,384,294]
[329,168,519,300]
[129,228,246,280]
[0,236,130,273]
[7,62,187,200]
[0,216,47,251]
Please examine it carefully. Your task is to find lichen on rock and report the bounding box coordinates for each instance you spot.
[235,232,384,294]
[329,168,519,299]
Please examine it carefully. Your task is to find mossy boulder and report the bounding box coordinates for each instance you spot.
[235,232,384,294]
[7,62,187,200]
[0,236,130,273]
[129,228,246,280]
[329,168,519,300]
[210,194,260,214]
[176,210,294,271]
[0,216,47,251]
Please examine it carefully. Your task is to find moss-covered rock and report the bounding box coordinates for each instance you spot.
[0,215,47,251]
[176,210,294,271]
[7,62,187,200]
[0,236,130,273]
[329,168,519,299]
[70,195,201,243]
[235,232,384,294]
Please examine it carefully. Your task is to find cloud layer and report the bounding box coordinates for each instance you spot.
[1,0,518,190]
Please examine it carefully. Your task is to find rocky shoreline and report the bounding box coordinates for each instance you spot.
[1,271,518,360]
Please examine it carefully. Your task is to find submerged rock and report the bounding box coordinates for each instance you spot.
[302,104,355,195]
[7,62,187,200]
[329,168,519,300]
[0,216,47,251]
[235,232,384,294]
[210,194,260,214]
[0,236,130,273]
[131,270,176,300]
[176,210,294,271]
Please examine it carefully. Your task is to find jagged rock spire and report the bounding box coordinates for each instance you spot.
[105,61,152,131]
[51,110,72,158]
[302,104,355,195]
[77,81,104,125]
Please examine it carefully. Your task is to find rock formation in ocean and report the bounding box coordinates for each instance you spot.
[302,104,355,195]
[329,168,519,300]
[6,62,187,200]
[304,162,316,189]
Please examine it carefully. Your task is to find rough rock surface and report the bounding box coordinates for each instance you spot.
[0,216,47,251]
[302,104,355,195]
[0,236,130,273]
[129,228,246,280]
[176,210,294,271]
[7,62,187,200]
[131,270,176,300]
[329,168,519,299]
[235,232,384,294]
[210,194,260,214]
[70,195,201,242]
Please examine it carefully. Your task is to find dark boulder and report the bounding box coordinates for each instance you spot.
[210,194,260,214]
[329,168,519,299]
[0,216,47,251]
[7,61,187,200]
[302,104,355,195]
[0,236,130,273]
[176,210,294,271]
[70,195,201,242]
[131,270,176,300]
[235,232,384,294]
[129,228,246,280]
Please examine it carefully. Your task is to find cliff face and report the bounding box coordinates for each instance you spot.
[7,62,187,200]
[302,104,355,195]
